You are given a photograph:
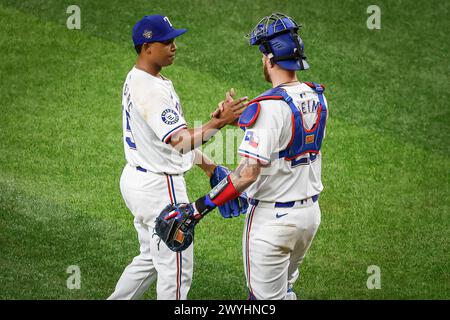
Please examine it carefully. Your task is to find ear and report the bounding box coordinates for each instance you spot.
[264,54,275,69]
[144,42,152,54]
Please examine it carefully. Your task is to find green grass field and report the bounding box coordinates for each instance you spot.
[0,0,448,300]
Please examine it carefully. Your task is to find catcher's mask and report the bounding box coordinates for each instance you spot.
[246,12,309,71]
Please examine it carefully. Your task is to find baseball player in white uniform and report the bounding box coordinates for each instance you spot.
[157,13,328,300]
[225,13,328,300]
[108,14,247,300]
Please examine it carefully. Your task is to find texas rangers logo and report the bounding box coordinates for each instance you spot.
[142,30,153,39]
[161,109,179,125]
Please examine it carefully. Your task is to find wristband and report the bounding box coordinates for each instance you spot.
[208,175,240,206]
[194,175,241,216]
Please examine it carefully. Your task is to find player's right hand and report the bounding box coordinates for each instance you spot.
[211,88,236,118]
[212,88,248,126]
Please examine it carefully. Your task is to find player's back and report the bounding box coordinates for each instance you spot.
[238,83,328,202]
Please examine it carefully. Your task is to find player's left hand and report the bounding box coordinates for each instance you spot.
[210,165,249,218]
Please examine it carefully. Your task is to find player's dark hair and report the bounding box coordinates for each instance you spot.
[135,45,143,54]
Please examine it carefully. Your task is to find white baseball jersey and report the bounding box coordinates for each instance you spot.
[238,83,328,202]
[122,66,194,174]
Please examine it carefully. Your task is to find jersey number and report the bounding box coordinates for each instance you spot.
[124,107,136,150]
[291,153,317,168]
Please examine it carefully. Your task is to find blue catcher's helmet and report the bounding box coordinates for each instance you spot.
[246,13,309,71]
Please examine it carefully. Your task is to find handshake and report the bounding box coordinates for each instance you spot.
[210,88,248,126]
[154,166,248,252]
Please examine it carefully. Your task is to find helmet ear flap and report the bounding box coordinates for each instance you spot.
[258,38,275,62]
[290,31,307,60]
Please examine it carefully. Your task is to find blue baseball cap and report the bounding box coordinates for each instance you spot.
[132,15,187,46]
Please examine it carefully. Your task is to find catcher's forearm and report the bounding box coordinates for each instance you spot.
[193,159,261,216]
[229,160,261,193]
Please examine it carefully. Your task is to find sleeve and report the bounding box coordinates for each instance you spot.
[134,85,187,143]
[238,101,283,165]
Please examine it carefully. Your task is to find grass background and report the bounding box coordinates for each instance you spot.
[0,0,448,299]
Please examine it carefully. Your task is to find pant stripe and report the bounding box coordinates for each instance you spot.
[169,175,177,204]
[166,174,174,204]
[166,174,181,300]
[178,252,182,300]
[176,252,181,300]
[245,204,257,298]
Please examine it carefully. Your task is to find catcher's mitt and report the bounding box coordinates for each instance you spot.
[154,203,198,252]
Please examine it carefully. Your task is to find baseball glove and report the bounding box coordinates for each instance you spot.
[154,203,199,252]
[210,166,249,218]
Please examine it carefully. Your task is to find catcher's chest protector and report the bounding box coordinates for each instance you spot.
[239,82,327,161]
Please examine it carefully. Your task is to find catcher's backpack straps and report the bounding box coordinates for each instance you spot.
[238,87,285,130]
[277,82,328,160]
[304,82,326,111]
[238,83,328,161]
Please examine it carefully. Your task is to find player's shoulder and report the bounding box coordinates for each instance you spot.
[128,68,170,100]
[299,82,315,93]
[301,82,328,107]
[300,82,327,98]
[303,81,326,90]
[129,67,164,88]
[289,82,328,106]
[238,93,286,129]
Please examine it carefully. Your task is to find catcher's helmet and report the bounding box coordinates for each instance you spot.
[246,12,309,71]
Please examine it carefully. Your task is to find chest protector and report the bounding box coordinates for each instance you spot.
[238,82,327,161]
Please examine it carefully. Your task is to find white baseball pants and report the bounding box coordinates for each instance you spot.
[243,198,321,300]
[108,164,193,300]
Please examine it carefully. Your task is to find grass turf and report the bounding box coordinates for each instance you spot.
[0,0,449,299]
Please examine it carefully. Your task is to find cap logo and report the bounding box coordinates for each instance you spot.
[163,16,173,27]
[142,30,153,39]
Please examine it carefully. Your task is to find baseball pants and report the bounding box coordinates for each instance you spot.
[243,197,321,300]
[108,164,193,300]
